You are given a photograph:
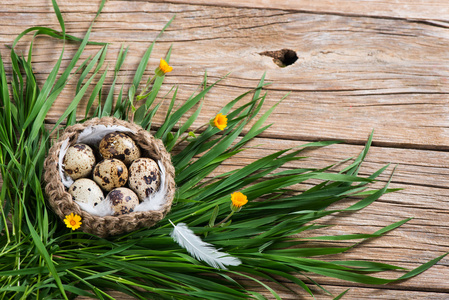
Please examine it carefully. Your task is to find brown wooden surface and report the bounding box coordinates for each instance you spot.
[2,0,449,299]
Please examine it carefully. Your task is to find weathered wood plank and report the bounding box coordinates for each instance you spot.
[2,1,449,149]
[5,0,449,22]
[156,0,449,22]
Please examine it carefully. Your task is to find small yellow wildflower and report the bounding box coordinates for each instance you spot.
[214,192,248,226]
[231,192,248,211]
[211,113,227,131]
[64,213,82,231]
[155,59,173,76]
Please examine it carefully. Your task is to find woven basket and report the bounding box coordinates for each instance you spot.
[44,117,175,237]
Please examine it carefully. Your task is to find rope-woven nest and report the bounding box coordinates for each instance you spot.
[44,117,175,237]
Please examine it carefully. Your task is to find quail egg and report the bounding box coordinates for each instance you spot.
[128,158,161,201]
[63,143,96,180]
[107,187,139,216]
[93,158,128,191]
[68,178,104,207]
[99,132,141,165]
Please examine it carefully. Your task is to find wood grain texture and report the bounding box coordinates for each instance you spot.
[2,0,449,299]
[157,0,449,22]
[3,1,449,149]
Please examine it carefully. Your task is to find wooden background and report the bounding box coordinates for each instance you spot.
[2,0,449,299]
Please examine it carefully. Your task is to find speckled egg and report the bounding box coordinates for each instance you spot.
[63,144,96,180]
[68,178,104,207]
[128,158,161,201]
[93,159,128,191]
[107,187,139,216]
[99,132,141,165]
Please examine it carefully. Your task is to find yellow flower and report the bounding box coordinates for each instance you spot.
[64,213,82,231]
[231,192,248,211]
[212,113,227,131]
[155,59,173,76]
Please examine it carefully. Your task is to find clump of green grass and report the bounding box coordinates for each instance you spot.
[0,1,446,299]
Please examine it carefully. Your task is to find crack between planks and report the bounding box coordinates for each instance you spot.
[344,102,445,108]
[303,281,449,295]
[44,118,449,153]
[409,19,449,29]
[344,91,449,97]
[253,131,449,152]
[141,0,449,23]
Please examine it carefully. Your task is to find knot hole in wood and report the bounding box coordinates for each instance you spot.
[260,49,298,67]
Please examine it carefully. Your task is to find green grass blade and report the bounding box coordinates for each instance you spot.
[155,87,178,139]
[22,207,68,299]
[85,66,108,118]
[131,17,174,90]
[333,289,350,300]
[76,46,106,93]
[166,100,203,151]
[175,122,246,184]
[0,53,12,142]
[398,252,448,280]
[52,70,99,132]
[101,78,117,117]
[51,0,65,34]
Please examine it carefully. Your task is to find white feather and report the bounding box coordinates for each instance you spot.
[76,198,114,217]
[59,138,74,188]
[169,221,242,269]
[77,125,135,145]
[134,160,167,212]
